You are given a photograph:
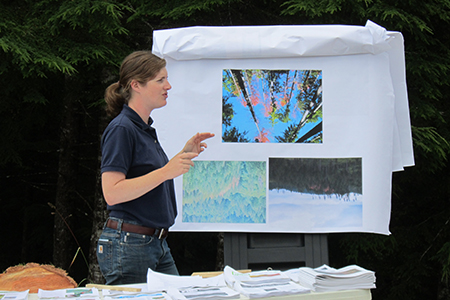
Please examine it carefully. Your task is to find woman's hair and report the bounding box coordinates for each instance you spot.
[104,51,167,117]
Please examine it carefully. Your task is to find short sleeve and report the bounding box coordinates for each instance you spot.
[101,125,134,175]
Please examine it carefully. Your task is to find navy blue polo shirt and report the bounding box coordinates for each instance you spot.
[101,104,177,229]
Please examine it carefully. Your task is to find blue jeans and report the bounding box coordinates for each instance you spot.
[96,218,179,285]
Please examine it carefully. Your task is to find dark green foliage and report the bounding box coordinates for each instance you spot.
[222,92,250,142]
[0,0,133,282]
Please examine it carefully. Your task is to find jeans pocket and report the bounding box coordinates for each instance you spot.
[121,231,154,246]
[97,234,113,276]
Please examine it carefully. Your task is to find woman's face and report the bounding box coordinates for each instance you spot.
[139,67,172,111]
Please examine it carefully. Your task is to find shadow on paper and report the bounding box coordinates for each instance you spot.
[222,69,322,143]
[182,161,266,223]
[269,157,362,229]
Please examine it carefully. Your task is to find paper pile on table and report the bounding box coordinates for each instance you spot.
[0,290,29,300]
[296,264,376,292]
[147,268,240,300]
[102,285,173,300]
[223,266,310,298]
[38,287,100,300]
[172,286,240,300]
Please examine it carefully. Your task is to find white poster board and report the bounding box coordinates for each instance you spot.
[151,21,414,235]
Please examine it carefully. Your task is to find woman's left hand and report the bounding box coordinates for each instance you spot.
[183,132,215,154]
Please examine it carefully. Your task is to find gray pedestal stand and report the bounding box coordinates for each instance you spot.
[224,233,329,270]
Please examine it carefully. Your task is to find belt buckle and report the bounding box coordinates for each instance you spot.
[158,228,165,239]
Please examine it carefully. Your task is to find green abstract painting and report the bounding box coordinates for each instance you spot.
[182,161,266,223]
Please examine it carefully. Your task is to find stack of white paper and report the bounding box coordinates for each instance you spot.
[147,268,239,300]
[38,287,100,300]
[170,286,240,300]
[103,289,173,300]
[297,264,376,292]
[147,268,205,292]
[0,290,29,300]
[101,284,173,300]
[223,266,310,298]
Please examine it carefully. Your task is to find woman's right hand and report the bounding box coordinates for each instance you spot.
[163,151,198,179]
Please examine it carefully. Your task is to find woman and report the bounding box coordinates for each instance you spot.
[97,50,214,284]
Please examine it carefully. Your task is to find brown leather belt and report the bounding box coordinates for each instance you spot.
[106,219,169,239]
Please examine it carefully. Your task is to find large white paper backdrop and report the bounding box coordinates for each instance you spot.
[151,21,414,235]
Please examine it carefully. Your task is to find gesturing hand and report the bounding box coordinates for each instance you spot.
[183,132,215,154]
[162,132,214,180]
[164,151,198,179]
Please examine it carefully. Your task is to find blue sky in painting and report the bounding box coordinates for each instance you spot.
[222,69,322,143]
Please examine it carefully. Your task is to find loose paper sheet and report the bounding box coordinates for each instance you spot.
[151,21,414,235]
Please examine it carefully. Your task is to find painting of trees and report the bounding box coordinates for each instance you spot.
[182,161,266,223]
[222,69,322,143]
[269,158,362,196]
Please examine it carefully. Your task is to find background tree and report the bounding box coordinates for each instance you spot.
[0,0,132,283]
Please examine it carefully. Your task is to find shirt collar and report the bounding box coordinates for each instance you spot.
[121,104,154,128]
